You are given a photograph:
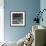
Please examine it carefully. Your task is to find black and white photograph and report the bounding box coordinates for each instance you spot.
[11,11,25,26]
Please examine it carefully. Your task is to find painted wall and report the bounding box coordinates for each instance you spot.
[4,0,40,42]
[40,0,46,27]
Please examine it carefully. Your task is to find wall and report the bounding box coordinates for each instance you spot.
[4,0,40,42]
[40,0,46,27]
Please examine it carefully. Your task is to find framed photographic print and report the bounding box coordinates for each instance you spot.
[11,11,25,26]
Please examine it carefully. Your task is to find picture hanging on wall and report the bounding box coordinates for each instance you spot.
[11,11,25,26]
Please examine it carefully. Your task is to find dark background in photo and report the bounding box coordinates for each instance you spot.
[12,13,23,24]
